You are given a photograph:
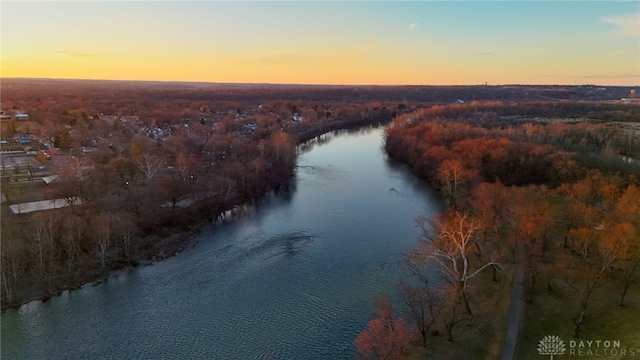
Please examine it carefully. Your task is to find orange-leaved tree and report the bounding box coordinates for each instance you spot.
[355,297,412,360]
[610,185,640,306]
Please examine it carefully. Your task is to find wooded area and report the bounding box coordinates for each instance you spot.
[357,101,640,359]
[1,80,404,309]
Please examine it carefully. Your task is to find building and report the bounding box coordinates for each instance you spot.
[14,112,29,120]
[621,89,639,104]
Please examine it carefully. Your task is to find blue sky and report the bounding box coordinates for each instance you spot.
[2,1,638,85]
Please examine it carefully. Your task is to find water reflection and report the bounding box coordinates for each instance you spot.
[1,124,443,360]
[297,123,386,155]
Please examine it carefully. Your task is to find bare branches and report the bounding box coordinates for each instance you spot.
[412,210,500,315]
[133,153,163,183]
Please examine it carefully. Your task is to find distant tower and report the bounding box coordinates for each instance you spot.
[631,89,636,99]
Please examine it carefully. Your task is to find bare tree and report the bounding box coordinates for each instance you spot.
[26,215,46,278]
[397,281,442,347]
[114,211,137,262]
[156,170,190,213]
[53,157,89,206]
[409,211,502,315]
[1,224,25,304]
[93,213,113,269]
[437,158,476,207]
[61,214,84,273]
[133,153,164,183]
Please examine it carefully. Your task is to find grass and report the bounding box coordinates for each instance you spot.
[409,266,513,360]
[516,263,640,360]
[2,179,55,203]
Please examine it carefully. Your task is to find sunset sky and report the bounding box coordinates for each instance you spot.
[2,1,639,86]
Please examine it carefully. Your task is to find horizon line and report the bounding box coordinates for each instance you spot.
[2,77,637,88]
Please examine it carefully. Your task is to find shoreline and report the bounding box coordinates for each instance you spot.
[1,117,393,312]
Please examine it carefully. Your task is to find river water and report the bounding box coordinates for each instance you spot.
[1,124,443,359]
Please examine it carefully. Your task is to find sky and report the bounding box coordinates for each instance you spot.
[1,1,639,86]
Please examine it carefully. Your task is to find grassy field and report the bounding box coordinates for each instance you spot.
[409,267,514,360]
[516,262,640,360]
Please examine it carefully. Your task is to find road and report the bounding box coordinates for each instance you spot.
[500,237,525,360]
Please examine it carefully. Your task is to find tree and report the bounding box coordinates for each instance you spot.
[607,222,639,306]
[355,297,412,360]
[133,153,164,183]
[560,175,604,249]
[439,286,468,342]
[61,214,84,273]
[470,182,510,280]
[156,169,190,213]
[25,212,59,280]
[114,211,137,262]
[410,211,501,315]
[175,152,198,183]
[267,131,295,164]
[52,130,72,151]
[562,225,620,337]
[94,213,113,269]
[506,187,555,302]
[437,158,474,207]
[52,157,90,206]
[396,281,442,347]
[610,185,640,306]
[1,222,26,305]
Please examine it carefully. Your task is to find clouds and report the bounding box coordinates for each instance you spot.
[601,13,640,38]
[408,22,418,31]
[602,50,625,58]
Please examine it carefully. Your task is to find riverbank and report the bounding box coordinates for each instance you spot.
[379,102,640,359]
[1,116,393,311]
[1,119,446,359]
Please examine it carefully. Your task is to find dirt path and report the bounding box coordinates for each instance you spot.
[500,237,525,360]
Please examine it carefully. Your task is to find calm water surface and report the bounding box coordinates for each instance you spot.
[1,125,443,359]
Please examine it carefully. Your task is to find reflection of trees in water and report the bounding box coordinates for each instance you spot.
[281,232,314,258]
[296,123,386,154]
[213,184,298,224]
[228,231,314,262]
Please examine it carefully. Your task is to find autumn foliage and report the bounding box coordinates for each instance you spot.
[0,80,402,309]
[355,297,412,360]
[357,101,639,353]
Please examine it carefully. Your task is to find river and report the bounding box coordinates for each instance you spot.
[1,124,443,359]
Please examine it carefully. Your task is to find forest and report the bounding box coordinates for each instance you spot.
[356,101,640,359]
[1,79,404,309]
[1,80,639,359]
